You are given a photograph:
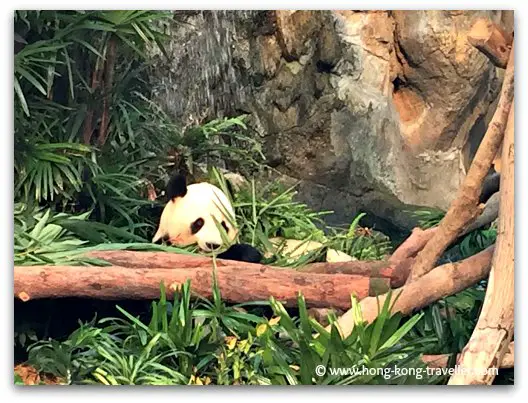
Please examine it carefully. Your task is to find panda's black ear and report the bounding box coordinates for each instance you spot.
[167,172,187,200]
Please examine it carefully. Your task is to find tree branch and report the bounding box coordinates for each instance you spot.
[458,191,500,238]
[297,258,412,288]
[407,43,514,282]
[330,246,495,337]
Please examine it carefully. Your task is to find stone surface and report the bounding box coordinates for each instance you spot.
[150,10,512,237]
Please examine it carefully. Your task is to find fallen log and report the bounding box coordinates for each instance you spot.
[407,42,514,282]
[300,257,413,288]
[448,103,515,385]
[86,249,408,288]
[422,342,514,369]
[14,264,390,309]
[468,18,513,68]
[331,246,495,337]
[87,227,434,290]
[86,250,248,270]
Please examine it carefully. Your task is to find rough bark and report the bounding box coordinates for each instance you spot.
[422,342,514,369]
[448,103,515,385]
[87,249,408,289]
[86,250,243,269]
[331,246,495,337]
[408,43,514,282]
[389,227,438,262]
[298,258,412,288]
[468,18,513,69]
[14,264,390,310]
[458,192,500,238]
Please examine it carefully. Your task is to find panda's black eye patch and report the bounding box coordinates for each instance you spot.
[221,221,229,234]
[190,218,205,235]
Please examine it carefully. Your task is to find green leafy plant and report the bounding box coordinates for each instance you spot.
[26,278,440,385]
[182,116,265,175]
[411,207,446,229]
[325,213,392,261]
[14,203,100,266]
[14,142,91,204]
[14,11,175,229]
[13,202,199,266]
[14,11,170,116]
[208,168,391,266]
[458,227,496,258]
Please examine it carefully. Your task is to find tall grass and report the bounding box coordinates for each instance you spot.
[210,168,392,266]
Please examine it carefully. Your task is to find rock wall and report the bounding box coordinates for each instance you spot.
[151,10,512,236]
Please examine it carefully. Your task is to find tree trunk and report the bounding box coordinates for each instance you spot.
[448,103,515,385]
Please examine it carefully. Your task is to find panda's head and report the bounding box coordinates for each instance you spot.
[152,173,238,252]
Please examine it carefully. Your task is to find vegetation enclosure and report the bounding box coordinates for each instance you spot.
[13,10,514,386]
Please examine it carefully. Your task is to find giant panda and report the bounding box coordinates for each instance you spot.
[152,172,263,263]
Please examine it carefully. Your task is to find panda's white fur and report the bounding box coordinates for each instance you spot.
[152,181,238,252]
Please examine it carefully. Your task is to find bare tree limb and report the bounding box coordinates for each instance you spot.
[407,43,514,282]
[330,246,495,337]
[86,250,403,290]
[389,227,437,262]
[297,258,412,288]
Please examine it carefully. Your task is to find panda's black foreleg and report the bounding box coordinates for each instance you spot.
[217,243,263,263]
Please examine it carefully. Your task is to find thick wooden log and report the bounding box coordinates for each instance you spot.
[448,103,515,385]
[331,246,495,337]
[300,257,413,288]
[468,18,513,68]
[86,250,246,269]
[407,43,514,282]
[14,264,389,310]
[87,250,405,289]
